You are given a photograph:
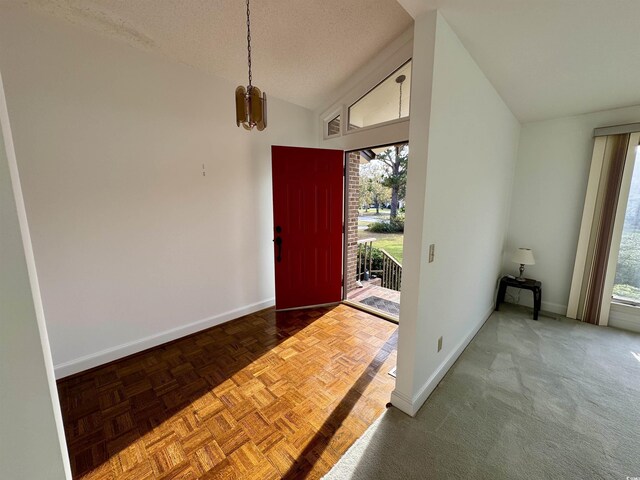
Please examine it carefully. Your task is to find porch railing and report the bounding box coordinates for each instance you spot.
[380,249,402,292]
[356,238,403,292]
[356,238,376,282]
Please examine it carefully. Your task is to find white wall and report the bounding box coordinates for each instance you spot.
[0,6,317,377]
[504,104,640,315]
[0,69,71,479]
[392,11,520,415]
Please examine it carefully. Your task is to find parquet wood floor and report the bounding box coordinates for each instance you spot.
[57,304,398,479]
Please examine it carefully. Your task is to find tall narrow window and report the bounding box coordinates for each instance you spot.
[348,61,411,130]
[567,133,635,324]
[613,146,640,304]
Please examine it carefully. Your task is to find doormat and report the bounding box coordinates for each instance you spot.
[360,296,400,316]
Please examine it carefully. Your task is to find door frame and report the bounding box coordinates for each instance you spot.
[340,141,408,323]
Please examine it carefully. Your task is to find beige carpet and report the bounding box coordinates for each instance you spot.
[324,305,640,479]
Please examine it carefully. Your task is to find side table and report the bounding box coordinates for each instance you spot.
[495,276,542,320]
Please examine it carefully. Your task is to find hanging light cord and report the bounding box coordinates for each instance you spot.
[398,81,403,119]
[246,0,252,89]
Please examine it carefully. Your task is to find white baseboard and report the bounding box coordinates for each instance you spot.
[54,298,275,379]
[608,303,640,333]
[389,389,414,415]
[540,301,567,316]
[609,317,640,333]
[390,304,494,417]
[502,288,567,316]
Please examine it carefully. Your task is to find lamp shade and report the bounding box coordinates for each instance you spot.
[511,248,535,265]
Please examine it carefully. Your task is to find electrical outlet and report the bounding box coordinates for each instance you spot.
[429,244,435,263]
[437,336,443,352]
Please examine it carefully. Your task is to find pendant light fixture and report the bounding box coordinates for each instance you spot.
[395,74,406,119]
[235,0,267,131]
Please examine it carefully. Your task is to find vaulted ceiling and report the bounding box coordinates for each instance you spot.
[402,0,640,122]
[10,0,413,111]
[8,0,640,123]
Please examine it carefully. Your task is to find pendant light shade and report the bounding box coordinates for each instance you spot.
[235,0,267,131]
[235,85,267,131]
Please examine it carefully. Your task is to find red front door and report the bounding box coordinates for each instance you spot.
[271,146,344,310]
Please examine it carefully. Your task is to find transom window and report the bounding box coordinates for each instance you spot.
[348,60,411,130]
[327,115,341,136]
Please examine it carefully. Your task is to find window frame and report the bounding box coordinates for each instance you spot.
[600,135,640,324]
[317,29,413,150]
[323,110,343,139]
[611,142,640,308]
[346,59,412,133]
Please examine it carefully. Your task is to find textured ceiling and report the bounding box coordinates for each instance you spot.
[10,0,413,111]
[401,0,640,122]
[9,0,639,122]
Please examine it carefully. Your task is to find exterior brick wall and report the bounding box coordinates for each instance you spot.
[346,152,361,294]
[327,115,340,136]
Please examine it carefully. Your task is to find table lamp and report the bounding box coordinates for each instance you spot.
[511,248,535,282]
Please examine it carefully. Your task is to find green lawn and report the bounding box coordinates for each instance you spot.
[358,230,404,263]
[373,234,404,263]
[357,210,404,263]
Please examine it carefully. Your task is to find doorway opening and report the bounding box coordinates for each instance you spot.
[343,142,408,322]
